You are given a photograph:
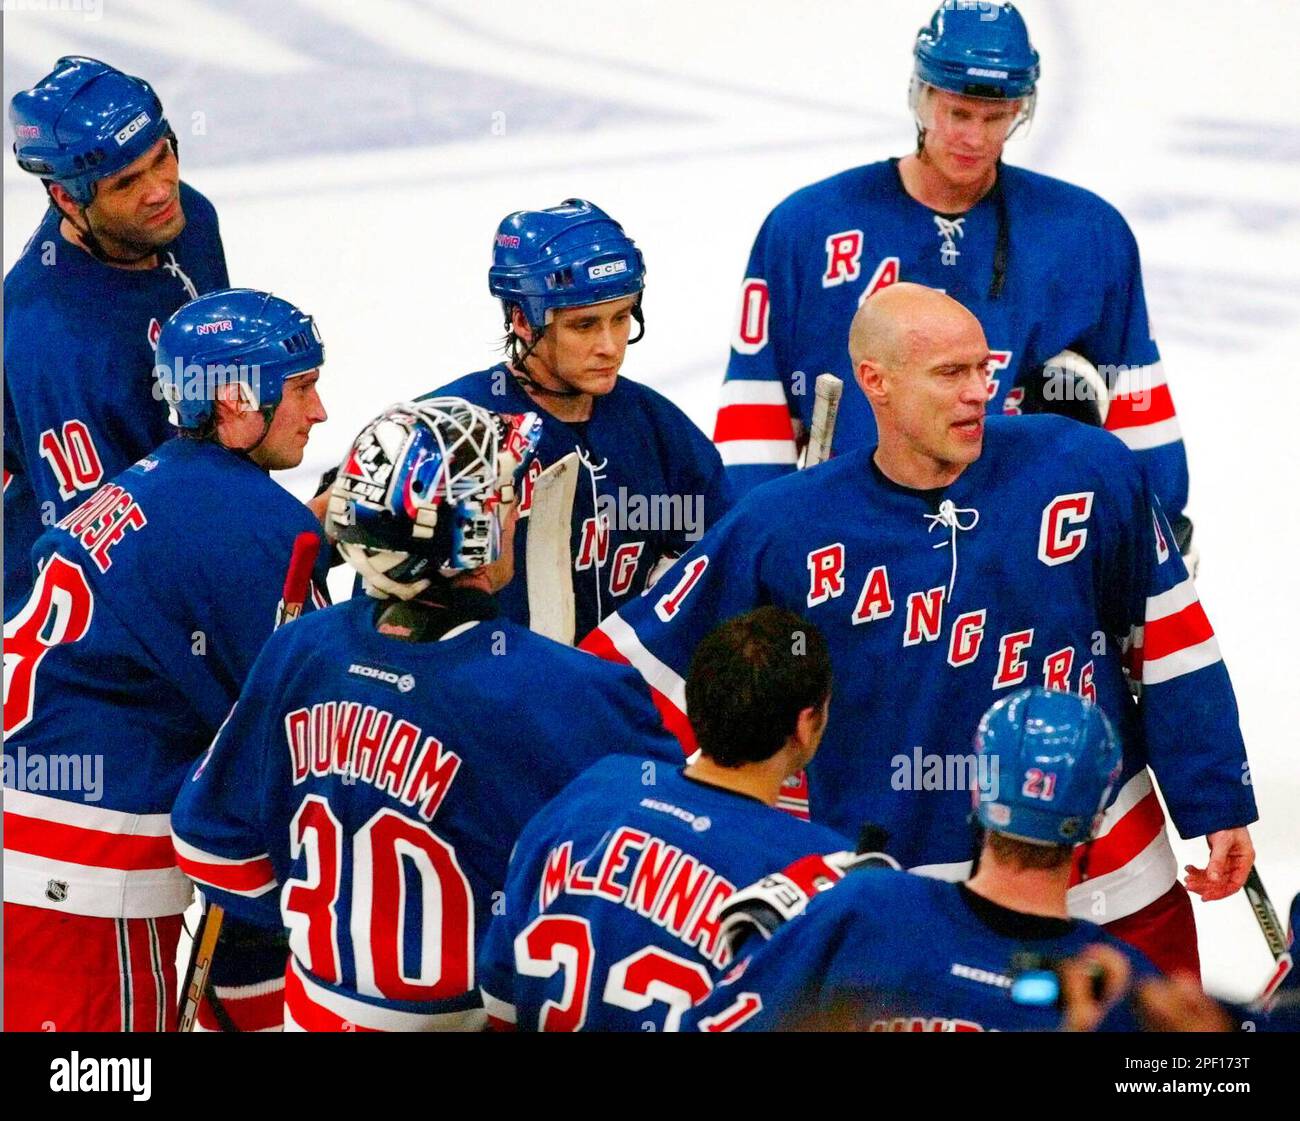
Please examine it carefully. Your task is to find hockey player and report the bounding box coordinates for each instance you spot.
[170,400,684,1032]
[478,606,852,1032]
[714,2,1192,556]
[585,284,1256,977]
[5,57,230,614]
[2,289,329,1032]
[682,688,1161,1032]
[425,199,731,640]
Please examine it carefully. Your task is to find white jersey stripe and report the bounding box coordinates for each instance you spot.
[598,612,688,715]
[718,380,790,407]
[1145,576,1199,621]
[1142,636,1223,685]
[3,787,173,835]
[717,439,799,466]
[1067,829,1178,923]
[1111,416,1183,451]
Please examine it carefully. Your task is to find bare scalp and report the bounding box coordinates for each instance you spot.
[848,282,982,373]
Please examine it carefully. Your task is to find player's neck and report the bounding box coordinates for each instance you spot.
[683,755,790,807]
[512,363,594,424]
[872,441,966,490]
[965,858,1072,919]
[59,214,158,271]
[897,152,995,214]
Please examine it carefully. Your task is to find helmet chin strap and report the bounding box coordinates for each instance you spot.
[57,196,159,266]
[217,399,277,458]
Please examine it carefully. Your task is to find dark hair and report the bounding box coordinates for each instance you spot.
[685,606,832,767]
[986,831,1074,871]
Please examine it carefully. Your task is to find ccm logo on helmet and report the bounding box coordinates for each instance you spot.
[588,259,628,280]
[347,663,415,693]
[114,111,152,147]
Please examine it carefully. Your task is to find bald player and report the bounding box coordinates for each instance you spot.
[583,282,1256,977]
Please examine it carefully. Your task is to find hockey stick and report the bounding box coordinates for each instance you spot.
[526,452,580,646]
[1245,866,1293,1001]
[177,531,321,1032]
[803,373,843,468]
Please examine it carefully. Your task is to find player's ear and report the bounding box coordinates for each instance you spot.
[856,357,887,406]
[46,182,81,222]
[510,306,534,345]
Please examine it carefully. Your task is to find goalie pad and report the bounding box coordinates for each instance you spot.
[1018,350,1110,427]
[717,847,901,958]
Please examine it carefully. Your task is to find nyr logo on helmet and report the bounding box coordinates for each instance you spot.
[495,233,521,249]
[588,259,628,280]
[196,319,234,336]
[15,125,41,139]
[348,663,416,693]
[114,111,152,147]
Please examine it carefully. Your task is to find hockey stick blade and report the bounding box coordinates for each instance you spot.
[526,452,580,646]
[804,373,843,468]
[1246,866,1289,960]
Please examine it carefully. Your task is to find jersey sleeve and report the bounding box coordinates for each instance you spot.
[681,886,855,1032]
[713,208,801,499]
[1105,464,1256,839]
[580,506,769,751]
[1083,212,1189,521]
[171,643,285,929]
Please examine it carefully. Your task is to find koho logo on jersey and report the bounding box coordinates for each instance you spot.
[588,259,628,280]
[347,663,416,693]
[114,111,151,146]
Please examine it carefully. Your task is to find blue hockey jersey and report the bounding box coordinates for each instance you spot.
[715,160,1187,519]
[425,365,731,639]
[681,870,1159,1032]
[4,182,228,613]
[584,415,1255,924]
[477,755,849,1032]
[170,597,683,1032]
[2,438,328,919]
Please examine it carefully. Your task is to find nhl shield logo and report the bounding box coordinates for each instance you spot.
[45,879,69,904]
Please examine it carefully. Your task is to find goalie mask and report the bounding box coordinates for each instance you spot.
[328,399,541,600]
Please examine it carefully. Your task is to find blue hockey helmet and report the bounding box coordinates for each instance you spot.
[328,399,542,599]
[154,289,324,430]
[488,199,646,337]
[10,56,174,206]
[913,2,1040,100]
[972,687,1121,846]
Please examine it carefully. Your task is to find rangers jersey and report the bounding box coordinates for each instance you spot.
[715,160,1187,520]
[682,870,1159,1032]
[478,755,849,1032]
[2,438,328,919]
[583,415,1255,925]
[4,182,229,613]
[427,365,731,639]
[170,597,683,1032]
